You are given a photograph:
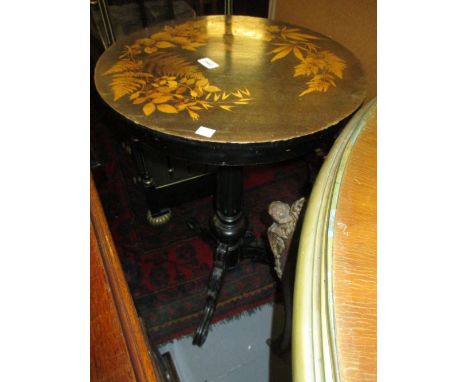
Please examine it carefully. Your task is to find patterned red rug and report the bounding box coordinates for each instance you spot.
[92,109,313,346]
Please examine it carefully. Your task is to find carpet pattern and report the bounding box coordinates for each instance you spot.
[92,108,316,346]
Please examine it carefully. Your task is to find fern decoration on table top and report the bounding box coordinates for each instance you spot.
[266,25,346,96]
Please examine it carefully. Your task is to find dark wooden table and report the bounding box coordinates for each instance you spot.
[94,15,366,346]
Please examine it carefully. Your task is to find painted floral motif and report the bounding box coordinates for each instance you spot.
[103,20,252,121]
[266,25,346,96]
[102,20,347,120]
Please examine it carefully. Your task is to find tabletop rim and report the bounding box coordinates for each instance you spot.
[94,15,367,155]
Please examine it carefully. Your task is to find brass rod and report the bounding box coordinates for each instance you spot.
[224,0,233,15]
[97,0,116,48]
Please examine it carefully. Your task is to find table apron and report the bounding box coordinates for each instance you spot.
[130,124,343,166]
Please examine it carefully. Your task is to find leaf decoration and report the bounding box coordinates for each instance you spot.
[196,78,209,87]
[104,46,252,120]
[199,101,213,110]
[305,42,319,52]
[104,58,143,75]
[187,109,200,120]
[146,51,205,80]
[271,46,293,62]
[143,102,156,116]
[266,23,346,96]
[150,94,173,104]
[293,47,304,61]
[102,20,343,118]
[220,105,234,111]
[133,97,148,104]
[157,104,178,113]
[299,74,336,96]
[104,19,347,118]
[110,75,150,101]
[144,46,158,54]
[204,85,222,93]
[231,90,243,98]
[180,42,206,51]
[104,58,153,100]
[280,27,321,42]
[156,41,176,49]
[321,51,346,79]
[129,91,141,100]
[294,57,322,77]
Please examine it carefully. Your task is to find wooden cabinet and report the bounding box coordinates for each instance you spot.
[91,177,161,382]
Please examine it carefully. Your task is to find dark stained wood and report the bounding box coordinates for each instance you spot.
[91,176,160,382]
[94,15,366,145]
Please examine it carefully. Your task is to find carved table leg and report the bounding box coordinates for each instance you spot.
[193,167,247,346]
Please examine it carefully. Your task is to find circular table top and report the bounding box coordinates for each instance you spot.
[94,15,366,163]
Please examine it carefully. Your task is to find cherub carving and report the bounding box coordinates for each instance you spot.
[267,197,305,279]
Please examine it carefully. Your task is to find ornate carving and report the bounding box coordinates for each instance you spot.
[267,197,305,278]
